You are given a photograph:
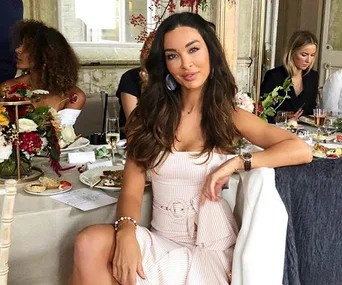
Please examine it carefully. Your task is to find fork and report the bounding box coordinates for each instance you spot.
[82,176,102,188]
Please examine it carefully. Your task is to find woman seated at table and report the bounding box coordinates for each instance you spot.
[0,19,86,126]
[70,12,312,285]
[260,30,319,122]
[117,34,154,137]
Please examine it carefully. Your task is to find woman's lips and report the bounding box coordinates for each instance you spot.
[183,72,198,81]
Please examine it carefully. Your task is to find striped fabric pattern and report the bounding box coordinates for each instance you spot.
[135,152,238,284]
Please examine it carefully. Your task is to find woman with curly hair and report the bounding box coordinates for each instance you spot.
[70,12,312,285]
[0,19,86,126]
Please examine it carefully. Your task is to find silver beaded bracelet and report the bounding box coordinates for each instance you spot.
[114,216,137,231]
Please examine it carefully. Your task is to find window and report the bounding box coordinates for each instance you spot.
[57,0,211,63]
[59,0,153,45]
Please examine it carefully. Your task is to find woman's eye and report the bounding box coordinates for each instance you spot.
[166,54,177,60]
[189,47,199,53]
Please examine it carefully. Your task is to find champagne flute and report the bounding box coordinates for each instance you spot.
[313,108,326,136]
[275,111,287,128]
[105,117,120,165]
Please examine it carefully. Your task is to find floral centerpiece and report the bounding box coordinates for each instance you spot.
[0,83,65,179]
[235,91,255,113]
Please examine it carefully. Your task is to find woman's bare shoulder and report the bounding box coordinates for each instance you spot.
[1,75,29,89]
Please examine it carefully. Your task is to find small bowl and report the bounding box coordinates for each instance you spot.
[87,132,106,145]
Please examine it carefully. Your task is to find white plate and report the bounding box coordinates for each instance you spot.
[312,143,342,159]
[79,165,124,191]
[61,137,90,152]
[298,116,316,126]
[24,183,72,196]
[309,133,335,142]
[79,165,150,191]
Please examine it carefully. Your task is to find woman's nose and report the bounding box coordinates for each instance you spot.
[15,46,22,54]
[181,55,193,69]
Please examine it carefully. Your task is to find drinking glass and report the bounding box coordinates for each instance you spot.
[105,117,120,165]
[275,111,287,128]
[313,108,327,135]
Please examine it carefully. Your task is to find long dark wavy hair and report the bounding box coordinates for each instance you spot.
[125,12,239,170]
[12,20,79,95]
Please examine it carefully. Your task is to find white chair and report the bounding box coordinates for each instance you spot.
[322,69,342,115]
[0,180,18,285]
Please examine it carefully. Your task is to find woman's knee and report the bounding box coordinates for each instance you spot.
[74,224,115,261]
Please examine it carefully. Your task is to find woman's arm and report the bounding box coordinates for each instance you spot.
[201,108,312,202]
[232,108,312,169]
[115,157,146,230]
[121,92,139,120]
[112,157,147,283]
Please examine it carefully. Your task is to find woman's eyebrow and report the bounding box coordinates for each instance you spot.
[185,40,199,47]
[164,40,200,52]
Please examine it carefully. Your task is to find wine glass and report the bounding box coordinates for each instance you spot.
[105,117,120,165]
[313,108,327,135]
[275,111,287,128]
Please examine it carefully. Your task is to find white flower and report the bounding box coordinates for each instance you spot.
[287,119,298,128]
[18,118,38,132]
[235,92,255,113]
[60,125,76,144]
[0,136,12,163]
[48,108,58,118]
[32,89,49,95]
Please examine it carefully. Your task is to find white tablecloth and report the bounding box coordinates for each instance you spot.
[0,158,152,285]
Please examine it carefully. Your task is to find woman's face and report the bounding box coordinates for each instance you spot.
[164,26,210,93]
[15,44,34,70]
[293,44,317,71]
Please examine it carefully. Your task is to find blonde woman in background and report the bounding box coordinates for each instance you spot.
[260,31,318,123]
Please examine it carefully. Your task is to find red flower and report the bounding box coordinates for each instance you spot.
[8,83,31,94]
[16,132,43,155]
[257,104,264,114]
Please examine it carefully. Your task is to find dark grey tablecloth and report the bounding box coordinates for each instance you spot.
[275,159,342,285]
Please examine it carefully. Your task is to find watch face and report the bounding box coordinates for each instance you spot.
[243,152,253,160]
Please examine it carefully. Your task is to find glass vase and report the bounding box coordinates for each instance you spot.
[0,154,32,180]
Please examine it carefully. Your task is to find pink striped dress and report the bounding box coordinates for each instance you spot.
[135,152,238,284]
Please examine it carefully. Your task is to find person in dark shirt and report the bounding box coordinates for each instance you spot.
[260,31,319,123]
[117,34,154,137]
[0,0,23,83]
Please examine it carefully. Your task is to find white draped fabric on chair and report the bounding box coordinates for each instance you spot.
[322,69,342,114]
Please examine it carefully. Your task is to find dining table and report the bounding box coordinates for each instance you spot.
[1,126,342,285]
[0,155,153,285]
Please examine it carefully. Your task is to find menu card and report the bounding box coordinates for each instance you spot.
[51,188,117,211]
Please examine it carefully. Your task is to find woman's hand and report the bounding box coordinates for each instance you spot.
[200,157,242,205]
[112,225,146,284]
[288,108,304,120]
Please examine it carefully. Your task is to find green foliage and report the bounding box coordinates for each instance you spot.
[333,118,342,132]
[258,76,293,122]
